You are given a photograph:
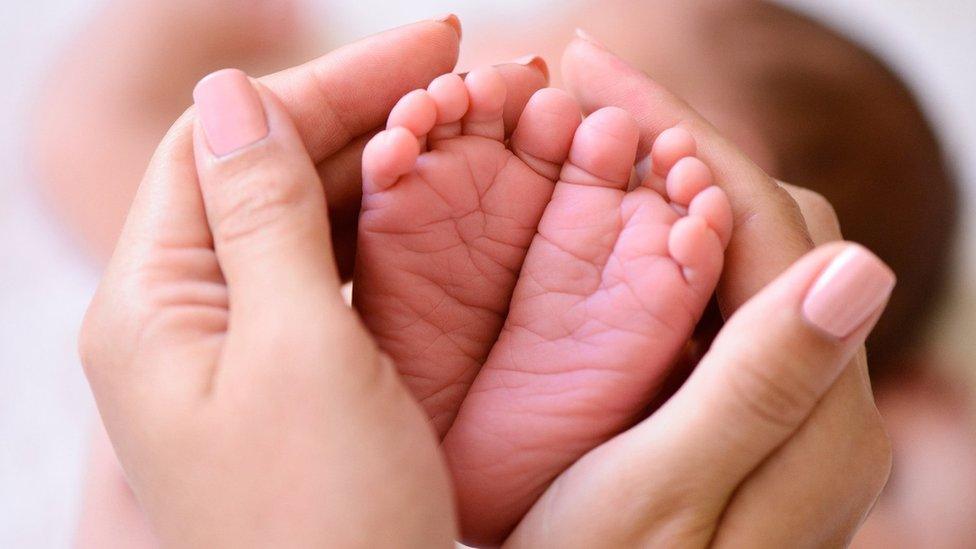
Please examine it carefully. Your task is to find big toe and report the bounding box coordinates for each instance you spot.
[561,107,640,189]
[510,88,581,181]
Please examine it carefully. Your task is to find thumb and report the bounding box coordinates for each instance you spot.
[192,69,343,319]
[651,242,895,490]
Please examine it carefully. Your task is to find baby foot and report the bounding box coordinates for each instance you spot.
[442,119,733,544]
[354,67,583,436]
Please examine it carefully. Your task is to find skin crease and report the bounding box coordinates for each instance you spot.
[72,17,551,548]
[74,17,883,544]
[516,32,892,548]
[354,63,734,541]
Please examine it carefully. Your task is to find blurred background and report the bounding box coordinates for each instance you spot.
[1,0,973,546]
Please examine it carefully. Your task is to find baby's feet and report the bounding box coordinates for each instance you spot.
[441,119,733,543]
[355,68,731,544]
[354,68,583,435]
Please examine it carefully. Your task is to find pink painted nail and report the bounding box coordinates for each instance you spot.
[193,68,268,157]
[433,13,462,39]
[575,28,607,49]
[802,246,896,338]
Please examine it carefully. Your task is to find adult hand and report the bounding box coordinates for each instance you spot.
[503,33,894,547]
[240,16,548,277]
[80,67,455,546]
[78,17,549,546]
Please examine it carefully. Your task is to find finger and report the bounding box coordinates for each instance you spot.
[310,60,548,184]
[712,184,889,548]
[561,36,894,549]
[262,16,462,162]
[781,182,843,245]
[313,132,374,279]
[562,31,814,313]
[84,16,465,372]
[193,70,342,319]
[312,59,549,276]
[649,243,893,490]
[508,243,895,548]
[79,109,217,406]
[711,347,892,548]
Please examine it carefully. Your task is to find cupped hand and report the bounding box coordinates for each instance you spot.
[80,68,457,546]
[78,17,549,547]
[502,33,895,548]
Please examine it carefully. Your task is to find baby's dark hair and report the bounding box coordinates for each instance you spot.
[702,1,959,380]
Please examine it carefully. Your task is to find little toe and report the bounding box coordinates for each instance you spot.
[561,107,640,190]
[427,73,469,142]
[666,156,713,207]
[362,127,421,193]
[688,185,734,248]
[387,89,438,138]
[668,215,724,290]
[461,66,507,141]
[510,88,582,180]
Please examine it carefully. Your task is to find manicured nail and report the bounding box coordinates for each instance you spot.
[575,28,606,49]
[193,69,268,157]
[434,13,462,39]
[512,55,550,81]
[802,246,896,338]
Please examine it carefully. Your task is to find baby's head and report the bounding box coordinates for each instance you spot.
[578,0,958,379]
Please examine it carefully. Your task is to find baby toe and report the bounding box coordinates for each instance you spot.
[510,88,581,180]
[362,127,421,193]
[650,126,697,177]
[461,66,507,140]
[668,215,724,289]
[387,89,438,138]
[666,156,713,206]
[426,73,468,142]
[688,185,734,248]
[427,73,469,124]
[562,107,640,189]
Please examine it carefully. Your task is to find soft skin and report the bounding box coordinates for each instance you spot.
[501,30,893,548]
[78,20,894,549]
[353,64,735,540]
[80,16,545,545]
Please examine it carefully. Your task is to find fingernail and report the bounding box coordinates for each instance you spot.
[193,69,268,157]
[512,55,550,81]
[802,246,896,338]
[575,28,606,50]
[434,13,462,39]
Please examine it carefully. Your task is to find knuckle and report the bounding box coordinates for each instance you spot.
[720,336,823,432]
[210,164,311,246]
